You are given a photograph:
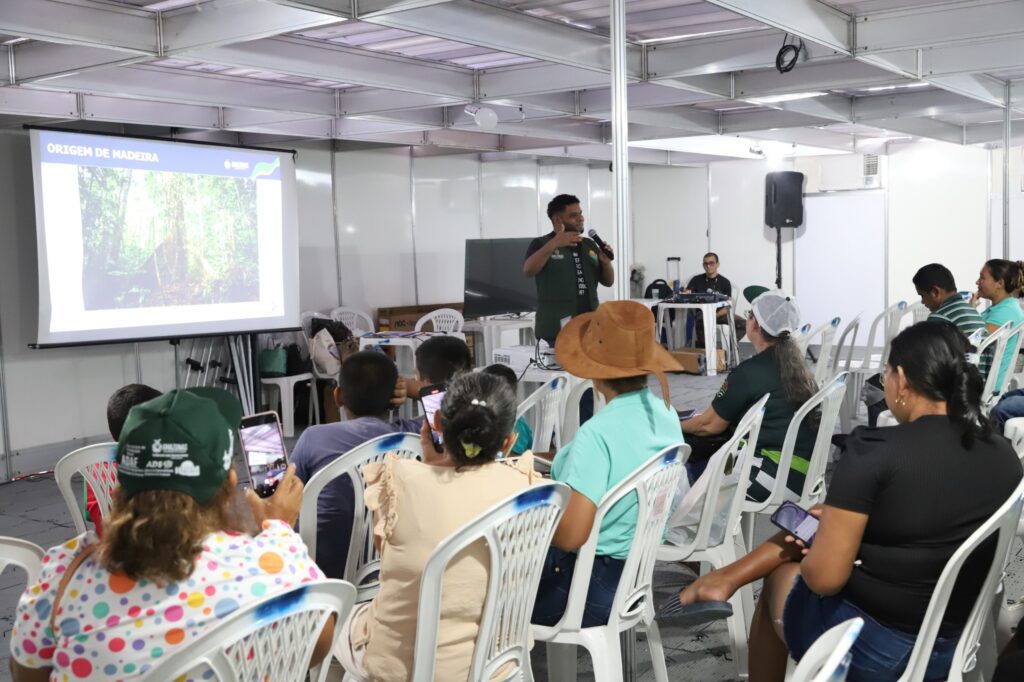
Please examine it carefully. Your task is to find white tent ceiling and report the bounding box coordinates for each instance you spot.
[2,0,1024,162]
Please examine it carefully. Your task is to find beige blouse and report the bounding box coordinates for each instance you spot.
[352,453,539,682]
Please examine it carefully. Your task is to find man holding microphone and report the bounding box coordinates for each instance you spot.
[523,194,615,345]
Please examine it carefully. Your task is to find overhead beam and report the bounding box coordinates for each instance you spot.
[964,120,1024,145]
[733,60,903,99]
[160,0,337,53]
[361,0,643,77]
[855,0,1024,53]
[852,89,996,121]
[858,117,965,145]
[479,63,622,99]
[357,0,454,17]
[10,42,146,83]
[702,0,851,54]
[0,0,156,53]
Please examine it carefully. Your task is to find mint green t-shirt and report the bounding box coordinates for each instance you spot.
[511,416,534,456]
[982,297,1024,389]
[551,388,684,559]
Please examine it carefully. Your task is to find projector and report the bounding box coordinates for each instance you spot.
[491,345,538,375]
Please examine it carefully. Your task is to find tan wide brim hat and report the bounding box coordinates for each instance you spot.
[555,300,683,405]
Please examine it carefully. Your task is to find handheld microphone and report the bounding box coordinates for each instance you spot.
[587,230,614,261]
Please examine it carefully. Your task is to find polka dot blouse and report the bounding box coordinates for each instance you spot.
[12,520,324,680]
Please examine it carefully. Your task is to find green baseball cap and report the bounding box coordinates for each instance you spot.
[116,389,236,504]
[743,285,770,303]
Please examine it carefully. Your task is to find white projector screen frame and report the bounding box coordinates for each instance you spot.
[29,128,300,347]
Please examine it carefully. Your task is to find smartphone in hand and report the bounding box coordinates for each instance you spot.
[239,411,288,498]
[770,501,819,545]
[419,384,446,453]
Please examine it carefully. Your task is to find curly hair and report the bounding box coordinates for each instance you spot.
[99,477,240,584]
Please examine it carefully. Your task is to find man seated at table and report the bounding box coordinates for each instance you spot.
[685,252,744,346]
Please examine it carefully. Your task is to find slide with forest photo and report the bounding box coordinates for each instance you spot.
[32,130,293,343]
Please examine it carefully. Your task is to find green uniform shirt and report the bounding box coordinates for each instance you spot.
[711,350,816,461]
[982,297,1024,389]
[525,232,602,343]
[551,388,684,559]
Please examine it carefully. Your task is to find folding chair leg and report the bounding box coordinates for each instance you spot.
[585,629,624,682]
[645,613,670,682]
[545,642,577,681]
[280,382,296,438]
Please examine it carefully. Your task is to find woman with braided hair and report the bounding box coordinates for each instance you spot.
[334,371,539,682]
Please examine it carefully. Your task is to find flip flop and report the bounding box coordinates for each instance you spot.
[655,599,733,627]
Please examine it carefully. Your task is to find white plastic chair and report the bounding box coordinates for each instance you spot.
[795,317,841,387]
[786,617,864,682]
[659,395,769,677]
[986,320,1024,409]
[262,315,319,438]
[298,432,422,602]
[741,372,849,553]
[895,477,1024,682]
[1004,418,1024,462]
[560,379,606,444]
[330,306,375,336]
[415,307,465,334]
[533,443,688,682]
[54,442,118,535]
[847,301,906,416]
[0,536,46,585]
[144,579,357,682]
[408,483,571,682]
[977,321,1013,408]
[516,375,568,454]
[831,316,861,430]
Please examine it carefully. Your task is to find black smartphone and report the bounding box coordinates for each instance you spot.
[419,383,446,453]
[770,501,819,545]
[677,409,696,420]
[239,411,288,498]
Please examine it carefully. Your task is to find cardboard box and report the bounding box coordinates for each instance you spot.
[668,349,726,375]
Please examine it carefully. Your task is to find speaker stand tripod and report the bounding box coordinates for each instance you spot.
[774,226,783,289]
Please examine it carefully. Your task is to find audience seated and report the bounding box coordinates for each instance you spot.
[291,351,422,579]
[84,383,162,536]
[675,321,1023,682]
[863,263,988,426]
[334,372,538,681]
[681,287,817,502]
[972,259,1024,388]
[481,363,533,456]
[531,300,684,628]
[402,335,473,400]
[10,389,329,682]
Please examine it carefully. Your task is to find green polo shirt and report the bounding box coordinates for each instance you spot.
[551,388,684,559]
[930,293,989,379]
[982,297,1024,389]
[525,232,601,342]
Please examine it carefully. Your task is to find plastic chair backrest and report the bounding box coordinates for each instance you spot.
[0,536,45,585]
[54,442,118,535]
[747,372,848,515]
[1003,418,1024,462]
[831,315,861,375]
[143,580,356,682]
[560,379,606,444]
[415,308,464,333]
[909,301,930,325]
[992,320,1024,402]
[412,483,570,682]
[645,279,672,299]
[790,617,863,682]
[545,444,688,634]
[669,395,768,556]
[978,321,1012,401]
[300,310,329,340]
[812,318,841,385]
[795,319,834,356]
[881,300,909,366]
[897,477,1024,682]
[515,375,568,453]
[298,433,422,600]
[330,306,375,335]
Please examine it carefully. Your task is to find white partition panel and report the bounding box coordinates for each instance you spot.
[887,141,989,304]
[709,159,797,306]
[295,143,340,313]
[413,155,481,304]
[633,166,708,291]
[481,159,539,238]
[589,165,616,302]
[335,148,416,312]
[536,163,591,229]
[796,191,886,336]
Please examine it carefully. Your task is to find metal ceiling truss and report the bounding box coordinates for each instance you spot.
[1,0,1023,162]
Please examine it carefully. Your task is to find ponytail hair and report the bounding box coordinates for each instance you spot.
[984,259,1024,297]
[886,320,990,447]
[439,372,517,469]
[761,330,818,409]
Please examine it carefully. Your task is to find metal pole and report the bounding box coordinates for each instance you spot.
[609,0,632,301]
[0,305,12,482]
[133,342,143,383]
[1004,80,1011,259]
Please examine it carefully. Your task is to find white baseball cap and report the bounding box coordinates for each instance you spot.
[743,286,801,337]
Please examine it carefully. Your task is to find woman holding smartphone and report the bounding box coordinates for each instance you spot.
[334,372,539,682]
[672,321,1022,682]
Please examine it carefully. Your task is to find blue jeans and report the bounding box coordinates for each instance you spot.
[532,547,625,627]
[991,388,1024,430]
[784,577,957,682]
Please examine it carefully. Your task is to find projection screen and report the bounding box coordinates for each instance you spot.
[30,128,300,346]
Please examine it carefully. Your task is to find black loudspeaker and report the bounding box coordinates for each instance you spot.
[765,171,805,228]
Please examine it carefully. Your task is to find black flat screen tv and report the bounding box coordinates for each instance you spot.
[463,237,538,318]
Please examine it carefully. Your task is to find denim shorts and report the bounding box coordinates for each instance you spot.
[783,577,958,682]
[531,547,625,628]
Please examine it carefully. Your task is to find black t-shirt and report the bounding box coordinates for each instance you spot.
[711,349,815,457]
[525,231,593,315]
[687,273,732,297]
[827,416,1022,633]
